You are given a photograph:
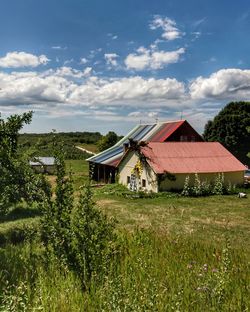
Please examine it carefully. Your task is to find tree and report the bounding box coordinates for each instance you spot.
[0,111,51,213]
[248,127,250,161]
[97,131,120,152]
[203,102,250,166]
[41,147,117,290]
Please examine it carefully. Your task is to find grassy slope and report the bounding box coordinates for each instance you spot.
[5,159,248,245]
[97,188,250,246]
[0,159,250,310]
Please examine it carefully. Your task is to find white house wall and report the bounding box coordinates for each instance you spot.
[118,152,158,192]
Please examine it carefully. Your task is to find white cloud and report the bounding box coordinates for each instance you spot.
[83,67,92,76]
[128,111,158,118]
[52,66,84,78]
[149,15,183,41]
[64,58,74,65]
[0,52,50,68]
[192,17,207,28]
[190,68,250,100]
[125,47,185,70]
[2,65,249,123]
[107,33,118,40]
[69,76,186,105]
[51,46,67,50]
[80,57,88,64]
[104,53,119,67]
[0,70,186,109]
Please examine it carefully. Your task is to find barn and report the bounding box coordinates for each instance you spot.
[87,120,203,183]
[118,142,246,192]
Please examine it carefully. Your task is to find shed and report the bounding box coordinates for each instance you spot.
[118,142,246,192]
[29,157,56,174]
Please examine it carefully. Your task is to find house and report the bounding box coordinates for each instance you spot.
[87,120,203,183]
[118,142,246,192]
[29,157,56,174]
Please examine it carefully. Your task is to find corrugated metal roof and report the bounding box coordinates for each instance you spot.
[87,120,189,166]
[148,120,185,142]
[30,157,55,166]
[141,142,246,174]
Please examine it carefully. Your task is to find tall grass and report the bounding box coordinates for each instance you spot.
[0,229,249,311]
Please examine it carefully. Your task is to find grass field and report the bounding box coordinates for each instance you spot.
[0,159,249,311]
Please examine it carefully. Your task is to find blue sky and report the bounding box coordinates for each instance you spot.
[0,0,250,134]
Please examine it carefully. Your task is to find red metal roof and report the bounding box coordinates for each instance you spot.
[141,142,246,174]
[149,120,185,142]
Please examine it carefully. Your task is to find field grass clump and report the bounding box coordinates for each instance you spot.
[94,183,180,199]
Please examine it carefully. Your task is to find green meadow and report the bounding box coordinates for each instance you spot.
[0,160,249,311]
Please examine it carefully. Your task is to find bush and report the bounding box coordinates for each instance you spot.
[0,219,40,247]
[41,149,118,289]
[181,173,236,197]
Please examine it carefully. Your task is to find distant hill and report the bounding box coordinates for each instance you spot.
[18,132,102,160]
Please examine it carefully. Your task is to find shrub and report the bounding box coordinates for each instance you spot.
[181,173,236,197]
[40,149,117,290]
[213,173,225,195]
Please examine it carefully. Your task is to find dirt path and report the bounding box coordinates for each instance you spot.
[75,146,96,155]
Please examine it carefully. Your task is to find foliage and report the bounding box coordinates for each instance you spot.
[72,183,117,288]
[203,101,250,166]
[97,131,121,152]
[0,218,40,247]
[95,183,180,199]
[158,171,176,182]
[181,173,235,197]
[247,126,250,160]
[41,148,117,289]
[19,131,101,160]
[0,112,51,214]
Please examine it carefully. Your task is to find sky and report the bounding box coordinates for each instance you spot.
[0,0,250,134]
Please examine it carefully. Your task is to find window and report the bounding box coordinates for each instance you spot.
[180,135,188,142]
[127,176,131,184]
[142,179,146,187]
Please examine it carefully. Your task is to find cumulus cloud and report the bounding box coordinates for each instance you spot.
[0,52,50,68]
[125,47,185,70]
[51,66,92,78]
[68,76,186,105]
[190,68,250,100]
[0,70,186,108]
[2,65,249,124]
[104,53,119,67]
[149,15,183,41]
[128,111,158,119]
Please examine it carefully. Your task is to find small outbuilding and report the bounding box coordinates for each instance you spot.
[118,142,246,192]
[29,157,56,174]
